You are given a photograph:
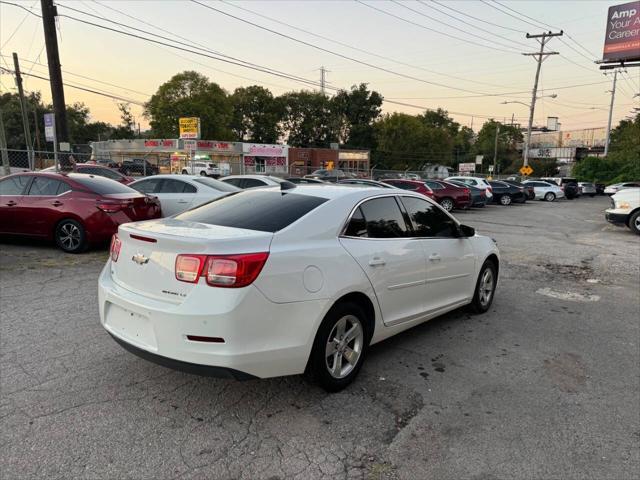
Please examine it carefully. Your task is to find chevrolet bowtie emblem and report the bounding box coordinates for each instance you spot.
[132,253,149,265]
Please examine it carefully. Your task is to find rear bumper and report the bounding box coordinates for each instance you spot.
[98,262,326,379]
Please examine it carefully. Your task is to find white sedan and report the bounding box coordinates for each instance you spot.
[99,185,499,391]
[522,180,564,201]
[129,175,239,216]
[220,174,296,189]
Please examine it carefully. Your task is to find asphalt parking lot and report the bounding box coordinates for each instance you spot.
[1,196,638,480]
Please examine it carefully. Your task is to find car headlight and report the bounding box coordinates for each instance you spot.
[616,201,631,209]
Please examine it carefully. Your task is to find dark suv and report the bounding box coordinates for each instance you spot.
[120,158,158,176]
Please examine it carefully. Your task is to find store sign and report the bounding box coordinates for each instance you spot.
[602,1,640,63]
[184,140,197,152]
[196,141,234,151]
[179,117,201,139]
[144,139,176,148]
[475,155,484,165]
[459,162,476,173]
[44,113,55,142]
[245,144,286,156]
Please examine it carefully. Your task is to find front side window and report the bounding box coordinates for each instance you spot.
[242,178,267,188]
[0,175,30,195]
[131,178,161,194]
[358,197,409,239]
[400,196,458,238]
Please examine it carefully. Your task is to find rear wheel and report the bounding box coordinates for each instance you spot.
[629,211,640,235]
[499,194,512,206]
[544,192,556,202]
[440,197,454,211]
[181,169,188,175]
[199,171,207,176]
[307,302,369,392]
[470,260,497,313]
[55,219,87,253]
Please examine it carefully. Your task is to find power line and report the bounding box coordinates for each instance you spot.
[355,0,521,54]
[430,0,526,34]
[0,1,38,48]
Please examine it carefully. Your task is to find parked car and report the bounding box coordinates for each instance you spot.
[220,175,296,189]
[595,183,606,195]
[285,177,326,184]
[99,186,499,391]
[120,158,158,176]
[445,176,493,200]
[423,180,472,211]
[578,182,597,197]
[522,180,565,201]
[487,181,526,205]
[401,173,422,180]
[447,179,488,207]
[382,179,435,201]
[42,163,135,185]
[604,182,640,195]
[181,162,225,177]
[96,159,120,169]
[0,172,161,253]
[502,179,535,200]
[541,177,581,199]
[129,175,239,216]
[338,179,394,188]
[304,169,350,182]
[605,188,640,235]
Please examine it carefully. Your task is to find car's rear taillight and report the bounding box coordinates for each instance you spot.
[110,234,121,262]
[97,200,130,213]
[175,253,269,288]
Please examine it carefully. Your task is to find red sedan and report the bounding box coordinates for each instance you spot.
[383,179,435,199]
[423,180,471,211]
[0,172,161,253]
[43,164,135,184]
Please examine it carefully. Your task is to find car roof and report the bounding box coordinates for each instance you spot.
[130,174,201,182]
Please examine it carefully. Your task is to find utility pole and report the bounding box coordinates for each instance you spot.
[493,123,500,175]
[33,108,42,153]
[604,69,618,156]
[41,0,69,163]
[0,107,10,176]
[522,31,563,167]
[12,53,35,170]
[319,66,329,95]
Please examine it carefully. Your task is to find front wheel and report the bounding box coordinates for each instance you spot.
[199,171,207,176]
[470,260,497,313]
[499,194,512,206]
[181,170,188,175]
[544,192,556,202]
[307,302,369,392]
[440,198,454,211]
[55,219,87,253]
[629,210,640,235]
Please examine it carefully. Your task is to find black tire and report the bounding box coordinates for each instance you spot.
[544,192,556,202]
[440,197,455,212]
[470,260,497,314]
[200,171,207,176]
[54,219,87,253]
[181,170,188,175]
[307,301,370,392]
[629,210,640,235]
[499,194,512,206]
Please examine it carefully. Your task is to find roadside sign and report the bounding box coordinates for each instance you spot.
[475,155,484,165]
[488,165,494,173]
[459,162,476,173]
[179,117,200,139]
[44,113,55,142]
[519,165,534,176]
[59,142,70,152]
[184,139,197,151]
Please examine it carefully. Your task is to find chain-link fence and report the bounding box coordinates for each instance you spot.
[0,148,93,175]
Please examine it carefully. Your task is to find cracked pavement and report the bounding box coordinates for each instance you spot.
[1,196,639,479]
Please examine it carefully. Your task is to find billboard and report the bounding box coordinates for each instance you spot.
[602,1,640,63]
[179,117,200,139]
[459,162,476,173]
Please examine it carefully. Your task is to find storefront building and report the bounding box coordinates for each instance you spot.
[242,143,288,174]
[288,147,338,175]
[338,150,370,173]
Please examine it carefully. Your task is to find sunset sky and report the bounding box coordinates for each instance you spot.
[1,0,638,133]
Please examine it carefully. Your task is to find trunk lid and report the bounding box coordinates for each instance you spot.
[100,193,161,221]
[111,218,273,302]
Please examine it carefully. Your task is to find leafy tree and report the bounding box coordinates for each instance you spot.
[278,90,339,147]
[111,103,136,139]
[473,119,522,173]
[144,71,232,139]
[419,108,460,137]
[230,86,281,143]
[332,83,383,148]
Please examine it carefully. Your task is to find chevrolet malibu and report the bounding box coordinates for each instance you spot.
[99,185,499,391]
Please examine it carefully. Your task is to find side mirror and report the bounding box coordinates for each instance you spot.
[459,224,475,237]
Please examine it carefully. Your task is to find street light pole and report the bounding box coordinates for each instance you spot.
[604,69,618,156]
[493,123,500,175]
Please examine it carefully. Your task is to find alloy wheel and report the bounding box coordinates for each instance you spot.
[545,192,555,202]
[478,268,494,308]
[325,315,364,379]
[441,199,454,211]
[500,195,512,205]
[634,215,640,232]
[59,223,81,251]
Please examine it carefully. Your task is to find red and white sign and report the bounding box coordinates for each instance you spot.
[243,144,287,157]
[144,139,176,148]
[195,141,235,151]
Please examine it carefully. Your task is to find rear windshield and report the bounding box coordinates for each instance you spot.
[69,174,137,195]
[194,177,239,192]
[176,190,328,232]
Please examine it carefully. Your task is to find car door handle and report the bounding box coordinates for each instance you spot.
[368,257,386,267]
[5,201,17,207]
[429,254,441,262]
[51,201,63,207]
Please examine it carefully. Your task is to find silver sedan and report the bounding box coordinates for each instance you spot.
[578,182,597,197]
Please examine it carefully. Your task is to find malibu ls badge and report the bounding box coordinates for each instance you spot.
[131,253,149,265]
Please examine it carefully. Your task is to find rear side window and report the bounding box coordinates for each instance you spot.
[242,178,267,188]
[400,196,458,238]
[222,178,242,187]
[176,190,328,232]
[0,175,30,195]
[344,207,368,237]
[27,177,69,196]
[70,174,137,195]
[425,181,443,190]
[358,197,409,238]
